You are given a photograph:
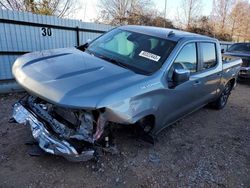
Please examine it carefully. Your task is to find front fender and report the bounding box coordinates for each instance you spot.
[104,96,158,124]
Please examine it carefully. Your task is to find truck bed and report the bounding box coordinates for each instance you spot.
[222,54,242,85]
[222,54,242,69]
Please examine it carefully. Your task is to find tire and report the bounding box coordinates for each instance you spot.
[211,82,232,110]
[137,116,154,134]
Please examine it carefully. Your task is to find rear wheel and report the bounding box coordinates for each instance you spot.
[211,82,232,109]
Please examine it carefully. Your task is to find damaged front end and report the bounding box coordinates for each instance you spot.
[11,95,111,162]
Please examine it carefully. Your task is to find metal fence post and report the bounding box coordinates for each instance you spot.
[76,26,80,46]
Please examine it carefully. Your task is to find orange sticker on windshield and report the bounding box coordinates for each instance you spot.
[139,51,161,62]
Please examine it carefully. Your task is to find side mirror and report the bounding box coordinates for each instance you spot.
[173,69,190,85]
[221,49,225,54]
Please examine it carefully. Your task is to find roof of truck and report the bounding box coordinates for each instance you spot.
[119,25,216,42]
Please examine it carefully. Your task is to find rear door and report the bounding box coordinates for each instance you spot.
[196,42,222,103]
[160,41,222,129]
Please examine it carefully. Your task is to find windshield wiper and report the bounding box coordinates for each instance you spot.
[90,52,129,70]
[98,55,126,67]
[85,50,148,75]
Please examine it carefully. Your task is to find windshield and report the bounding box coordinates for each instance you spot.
[228,43,250,53]
[86,29,176,74]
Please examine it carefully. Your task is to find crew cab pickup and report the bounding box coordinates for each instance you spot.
[11,25,242,161]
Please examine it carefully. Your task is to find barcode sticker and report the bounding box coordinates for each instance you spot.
[139,51,161,62]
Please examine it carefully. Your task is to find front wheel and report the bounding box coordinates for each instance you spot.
[211,82,232,110]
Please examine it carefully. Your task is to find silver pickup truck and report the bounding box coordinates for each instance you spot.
[11,25,242,161]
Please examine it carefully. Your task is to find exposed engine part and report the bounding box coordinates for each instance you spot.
[105,136,109,148]
[94,113,106,141]
[53,106,80,126]
[11,95,112,162]
[26,96,107,144]
[72,112,94,142]
[12,102,95,161]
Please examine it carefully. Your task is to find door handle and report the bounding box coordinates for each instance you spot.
[193,80,201,86]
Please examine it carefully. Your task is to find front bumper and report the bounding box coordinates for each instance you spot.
[239,67,250,79]
[12,102,95,162]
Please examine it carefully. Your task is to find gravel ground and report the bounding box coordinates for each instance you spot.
[0,83,249,188]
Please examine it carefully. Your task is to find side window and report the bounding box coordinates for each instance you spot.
[201,43,217,70]
[173,43,197,73]
[168,43,197,80]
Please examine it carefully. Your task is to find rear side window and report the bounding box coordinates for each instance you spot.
[201,43,217,70]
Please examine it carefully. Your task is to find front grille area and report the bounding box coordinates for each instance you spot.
[242,58,250,67]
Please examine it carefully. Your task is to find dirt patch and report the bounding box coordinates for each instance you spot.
[0,84,249,187]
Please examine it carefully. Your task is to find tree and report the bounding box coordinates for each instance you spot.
[178,0,203,29]
[128,13,175,28]
[96,0,154,25]
[150,16,175,28]
[229,0,250,42]
[211,0,235,33]
[0,0,78,18]
[185,16,233,41]
[187,16,214,37]
[96,0,175,28]
[210,0,250,42]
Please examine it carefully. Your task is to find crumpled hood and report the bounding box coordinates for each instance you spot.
[13,48,146,108]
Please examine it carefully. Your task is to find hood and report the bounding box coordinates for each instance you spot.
[13,48,146,108]
[224,51,250,59]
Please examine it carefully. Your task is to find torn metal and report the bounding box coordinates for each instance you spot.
[12,95,109,162]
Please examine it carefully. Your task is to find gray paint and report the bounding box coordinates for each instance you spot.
[12,26,242,134]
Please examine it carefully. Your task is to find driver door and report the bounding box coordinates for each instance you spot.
[161,42,204,126]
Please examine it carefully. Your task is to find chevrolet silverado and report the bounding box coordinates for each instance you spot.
[11,25,242,161]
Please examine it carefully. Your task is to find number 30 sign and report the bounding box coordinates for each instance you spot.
[41,27,52,36]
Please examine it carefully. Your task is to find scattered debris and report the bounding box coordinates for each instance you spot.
[149,153,160,164]
[28,145,45,157]
[115,177,120,183]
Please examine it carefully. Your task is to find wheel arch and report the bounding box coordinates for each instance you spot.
[135,114,156,131]
[228,78,236,88]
